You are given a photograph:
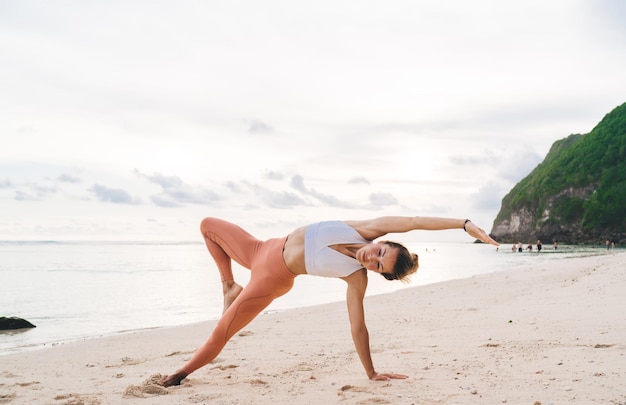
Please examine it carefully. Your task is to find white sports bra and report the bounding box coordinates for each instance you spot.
[304,221,369,278]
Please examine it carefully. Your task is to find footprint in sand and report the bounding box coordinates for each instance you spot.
[123,374,169,399]
[211,364,238,371]
[105,357,148,369]
[0,373,20,404]
[53,393,100,405]
[186,393,222,403]
[0,391,17,404]
[340,384,370,392]
[121,357,146,366]
[0,381,42,404]
[165,351,182,357]
[337,386,392,404]
[15,381,40,388]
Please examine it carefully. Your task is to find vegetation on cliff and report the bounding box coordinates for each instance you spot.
[492,102,626,243]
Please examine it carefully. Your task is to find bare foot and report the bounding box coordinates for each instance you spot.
[159,370,188,387]
[223,282,243,313]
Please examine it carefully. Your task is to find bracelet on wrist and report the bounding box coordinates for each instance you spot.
[463,219,471,232]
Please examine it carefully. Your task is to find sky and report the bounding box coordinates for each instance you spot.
[1,0,626,242]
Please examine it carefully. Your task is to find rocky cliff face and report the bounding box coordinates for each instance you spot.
[490,102,626,245]
[491,185,599,243]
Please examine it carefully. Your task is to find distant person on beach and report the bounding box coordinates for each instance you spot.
[159,216,498,386]
[518,242,523,253]
[554,241,558,250]
[537,240,542,252]
[606,240,610,250]
[512,243,517,252]
[526,243,533,252]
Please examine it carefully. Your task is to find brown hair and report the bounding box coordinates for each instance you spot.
[380,241,419,283]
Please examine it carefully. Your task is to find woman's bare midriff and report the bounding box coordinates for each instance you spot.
[283,226,308,275]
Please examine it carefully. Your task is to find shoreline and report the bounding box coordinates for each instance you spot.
[1,240,619,359]
[1,252,625,404]
[2,244,618,358]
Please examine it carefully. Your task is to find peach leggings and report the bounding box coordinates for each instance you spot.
[181,217,296,375]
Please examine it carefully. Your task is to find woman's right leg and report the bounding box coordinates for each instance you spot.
[200,217,262,312]
[160,237,295,387]
[175,278,288,379]
[160,281,287,387]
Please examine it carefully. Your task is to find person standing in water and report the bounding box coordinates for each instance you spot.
[159,216,498,386]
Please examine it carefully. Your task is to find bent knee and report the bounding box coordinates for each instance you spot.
[200,217,220,234]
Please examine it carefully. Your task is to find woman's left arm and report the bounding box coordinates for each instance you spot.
[347,216,498,245]
[343,270,408,381]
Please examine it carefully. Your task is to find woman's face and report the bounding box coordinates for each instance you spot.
[357,242,399,276]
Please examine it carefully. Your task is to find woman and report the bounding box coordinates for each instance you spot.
[159,216,498,386]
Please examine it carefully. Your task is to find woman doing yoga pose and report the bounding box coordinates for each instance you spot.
[159,216,498,386]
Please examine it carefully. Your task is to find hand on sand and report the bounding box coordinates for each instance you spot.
[370,371,408,381]
[159,371,188,387]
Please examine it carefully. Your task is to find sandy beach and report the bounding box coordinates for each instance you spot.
[1,252,624,405]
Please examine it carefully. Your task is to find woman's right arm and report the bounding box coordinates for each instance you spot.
[343,270,408,381]
[343,270,376,378]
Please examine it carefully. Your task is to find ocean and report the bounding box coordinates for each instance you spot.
[0,240,614,356]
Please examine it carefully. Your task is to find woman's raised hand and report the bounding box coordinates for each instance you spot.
[465,221,499,246]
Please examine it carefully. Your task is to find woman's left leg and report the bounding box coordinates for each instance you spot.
[199,217,263,312]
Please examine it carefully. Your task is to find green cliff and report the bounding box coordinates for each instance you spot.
[490,102,626,244]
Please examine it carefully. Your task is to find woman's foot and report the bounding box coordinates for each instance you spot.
[159,370,188,387]
[222,281,243,313]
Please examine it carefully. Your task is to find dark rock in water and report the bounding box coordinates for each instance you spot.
[0,316,37,330]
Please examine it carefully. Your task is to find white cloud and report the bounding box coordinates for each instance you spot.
[348,177,370,185]
[134,170,221,207]
[245,180,308,209]
[369,192,398,207]
[0,180,13,189]
[58,174,81,183]
[89,184,139,205]
[246,120,273,134]
[471,181,508,212]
